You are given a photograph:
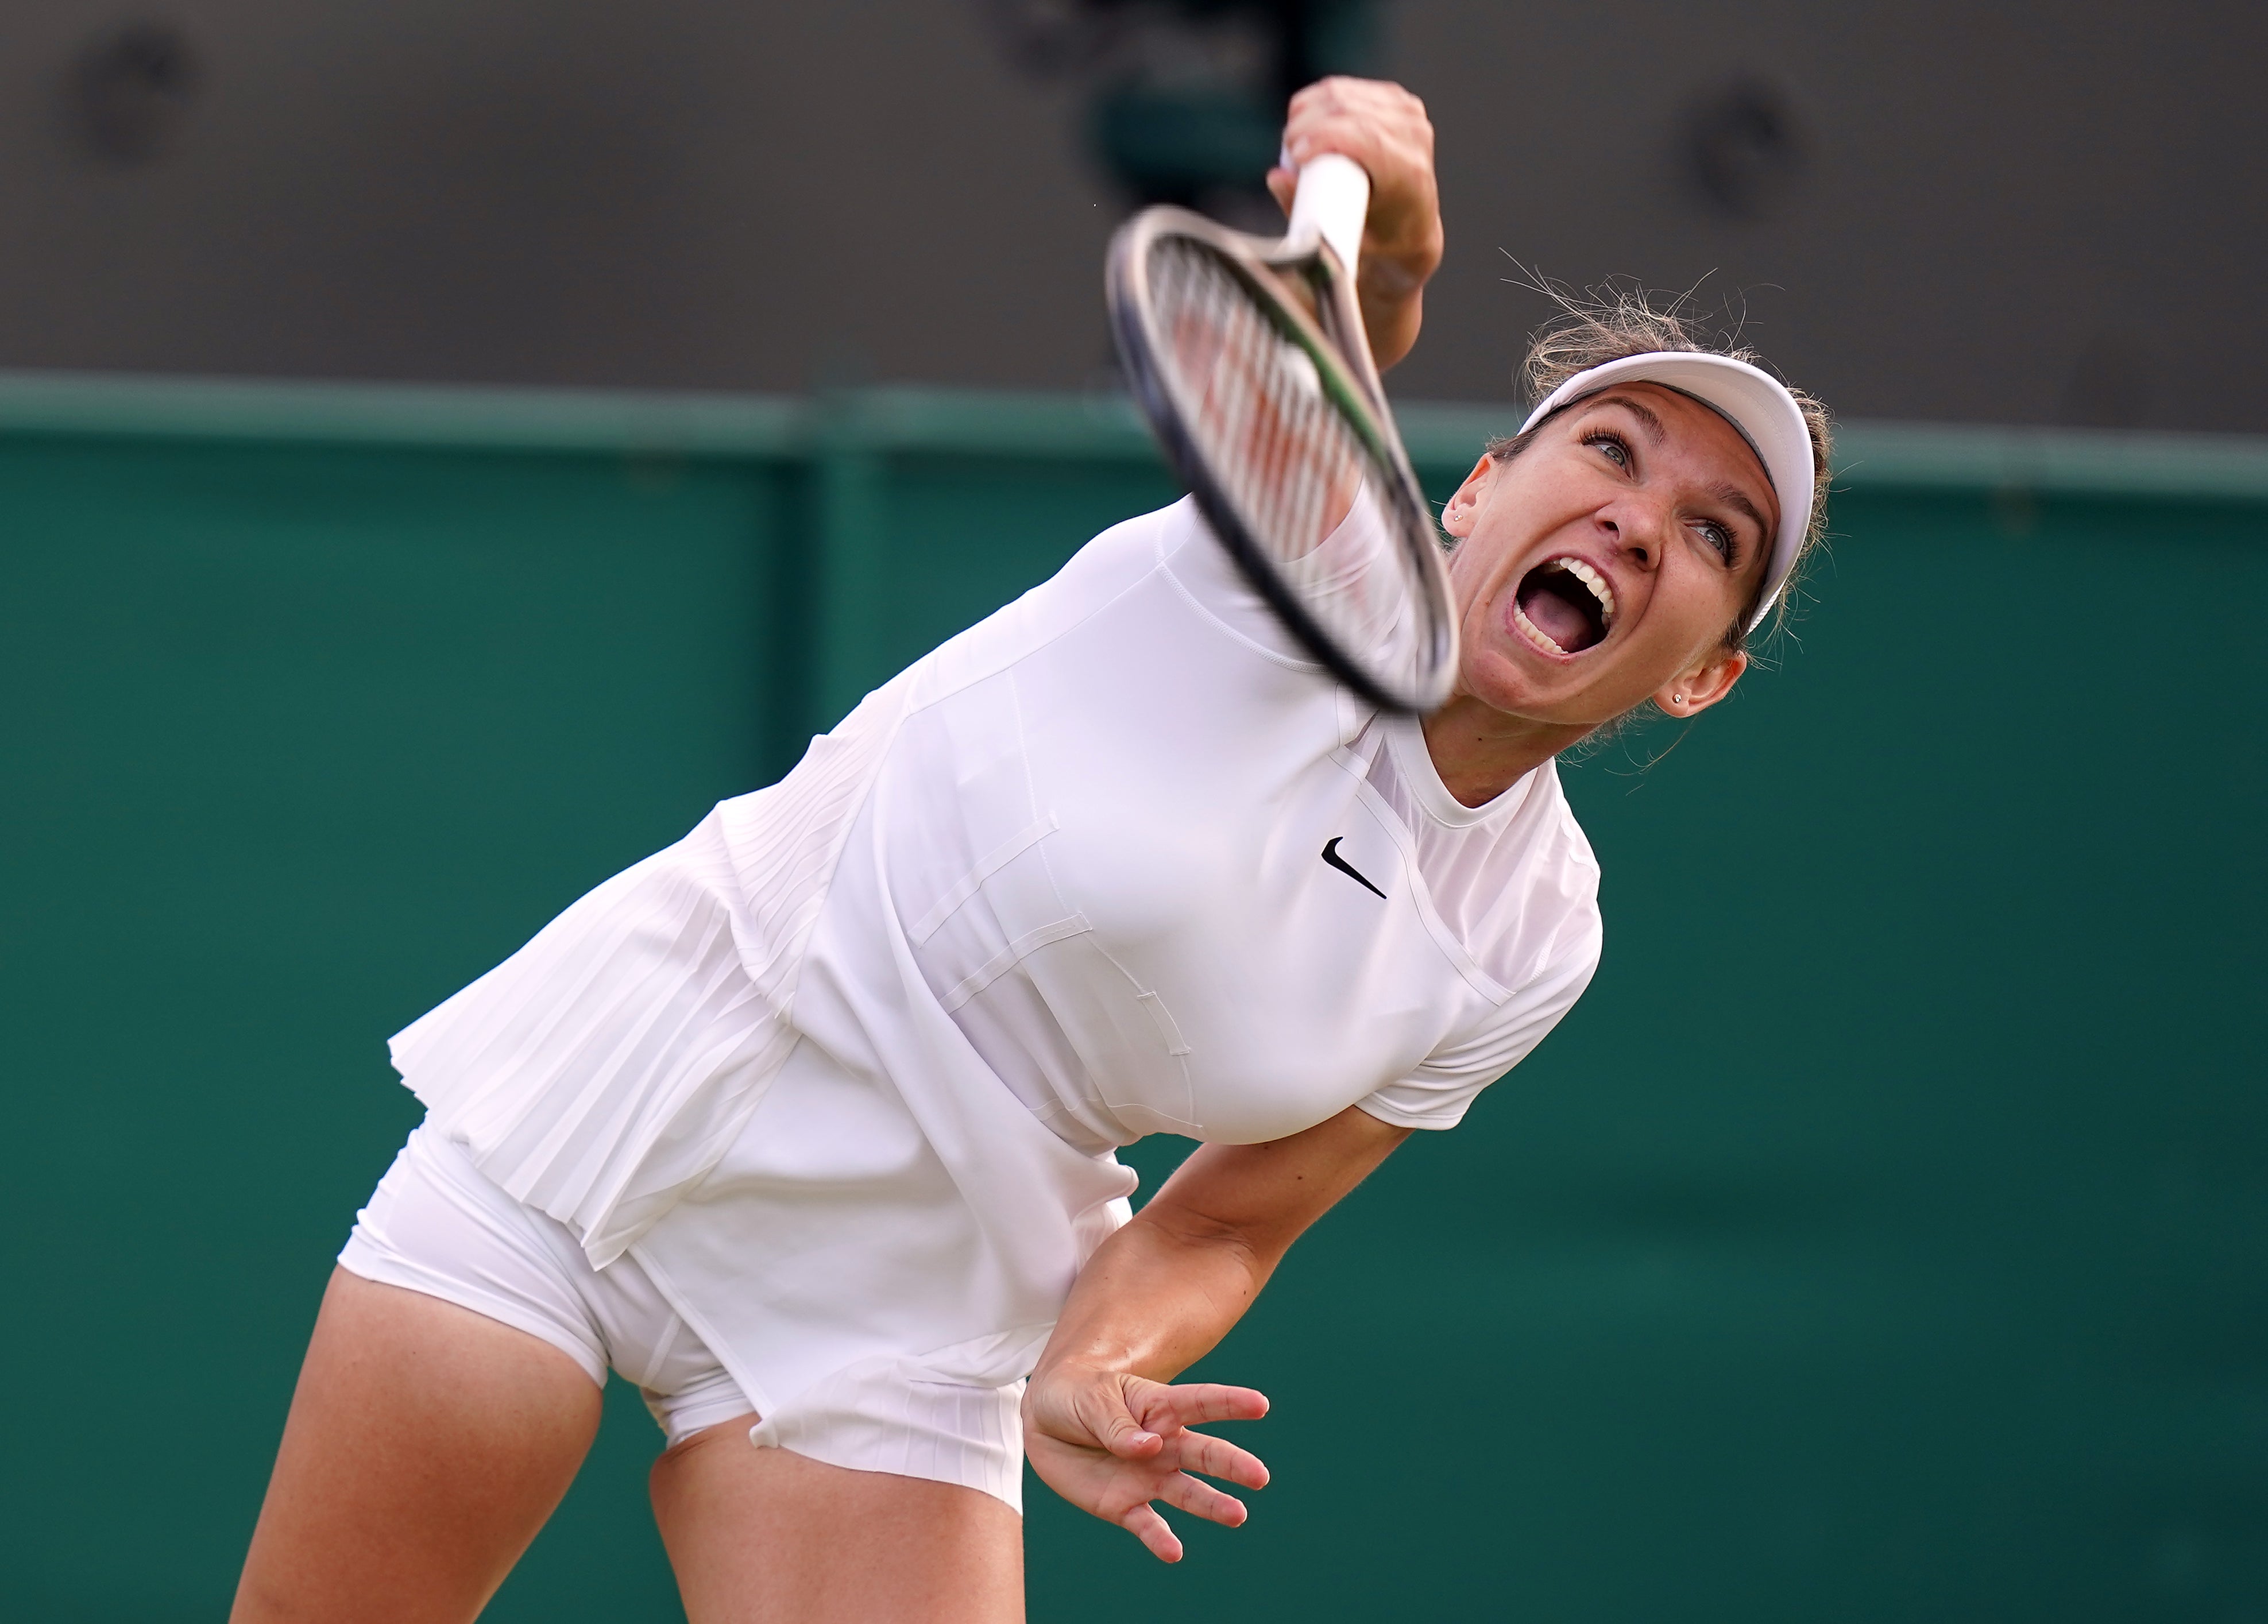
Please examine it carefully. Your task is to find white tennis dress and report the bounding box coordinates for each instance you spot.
[378,495,1602,1506]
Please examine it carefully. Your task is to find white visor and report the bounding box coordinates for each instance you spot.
[1517,351,1815,633]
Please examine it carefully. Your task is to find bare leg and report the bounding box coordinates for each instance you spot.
[231,1268,605,1624]
[650,1415,1023,1624]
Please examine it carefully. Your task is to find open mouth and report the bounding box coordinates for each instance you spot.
[1512,556,1616,656]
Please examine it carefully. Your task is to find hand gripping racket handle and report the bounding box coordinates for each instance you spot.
[1286,152,1370,274]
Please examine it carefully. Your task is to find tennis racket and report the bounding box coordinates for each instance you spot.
[1107,154,1459,714]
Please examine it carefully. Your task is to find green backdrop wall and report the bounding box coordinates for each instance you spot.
[3,373,2264,1621]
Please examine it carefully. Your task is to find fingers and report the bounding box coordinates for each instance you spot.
[1121,1503,1184,1564]
[1110,1379,1269,1475]
[1036,1370,1263,1461]
[1116,1470,1249,1563]
[1114,1468,1250,1565]
[1025,1367,1274,1561]
[1062,1376,1265,1463]
[1029,1433,1264,1562]
[1127,1379,1269,1429]
[1162,1427,1270,1492]
[1059,1375,1168,1460]
[1280,77,1431,173]
[1108,1422,1269,1495]
[1156,1468,1249,1529]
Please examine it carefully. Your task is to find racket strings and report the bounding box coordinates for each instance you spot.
[1149,239,1427,662]
[1159,246,1347,555]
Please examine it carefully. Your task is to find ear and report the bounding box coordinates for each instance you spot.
[1656,647,1748,719]
[1441,454,1495,539]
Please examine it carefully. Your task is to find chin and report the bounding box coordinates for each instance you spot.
[1459,656,1620,729]
[1456,652,1549,717]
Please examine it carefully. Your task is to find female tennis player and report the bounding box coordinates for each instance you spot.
[232,78,1830,1624]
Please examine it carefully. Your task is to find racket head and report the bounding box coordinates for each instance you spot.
[1109,207,1459,715]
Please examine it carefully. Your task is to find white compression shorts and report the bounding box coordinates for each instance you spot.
[339,1123,755,1447]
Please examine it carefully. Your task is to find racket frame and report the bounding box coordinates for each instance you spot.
[1108,203,1459,715]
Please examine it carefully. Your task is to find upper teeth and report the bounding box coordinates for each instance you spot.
[1544,557,1616,627]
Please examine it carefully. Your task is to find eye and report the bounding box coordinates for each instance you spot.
[1694,517,1740,566]
[1584,430,1631,469]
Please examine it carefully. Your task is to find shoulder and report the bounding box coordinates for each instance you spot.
[1420,756,1602,997]
[1042,497,1196,601]
[1506,763,1604,976]
[1359,769,1604,1132]
[1524,762,1604,909]
[1139,496,1326,672]
[1398,769,1604,1104]
[890,501,1193,708]
[903,494,1330,729]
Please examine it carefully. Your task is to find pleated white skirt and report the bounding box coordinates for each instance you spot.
[390,674,917,1269]
[378,573,1153,1506]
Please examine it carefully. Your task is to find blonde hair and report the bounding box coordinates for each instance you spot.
[1482,283,1833,650]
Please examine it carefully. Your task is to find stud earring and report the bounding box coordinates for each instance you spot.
[1672,693,1685,704]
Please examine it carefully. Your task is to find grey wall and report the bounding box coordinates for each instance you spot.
[1,2,2261,430]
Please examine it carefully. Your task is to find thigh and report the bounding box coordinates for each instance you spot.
[650,1417,1023,1624]
[231,1269,605,1624]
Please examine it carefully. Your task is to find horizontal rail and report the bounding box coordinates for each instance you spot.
[0,370,807,458]
[2,370,2265,503]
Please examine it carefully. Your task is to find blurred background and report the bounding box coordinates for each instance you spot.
[1,0,2262,426]
[2,3,2265,1621]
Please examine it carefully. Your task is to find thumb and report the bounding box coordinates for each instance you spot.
[1265,168,1295,219]
[1089,1383,1166,1460]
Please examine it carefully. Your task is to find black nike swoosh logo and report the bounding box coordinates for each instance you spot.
[1321,837,1386,900]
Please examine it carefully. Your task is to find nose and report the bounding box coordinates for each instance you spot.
[1597,495,1669,570]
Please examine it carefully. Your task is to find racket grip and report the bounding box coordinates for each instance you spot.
[1288,152,1370,274]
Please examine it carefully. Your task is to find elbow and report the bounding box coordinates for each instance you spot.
[1130,1201,1283,1286]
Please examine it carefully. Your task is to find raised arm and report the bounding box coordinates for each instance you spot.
[1023,1103,1412,1560]
[1266,78,1444,373]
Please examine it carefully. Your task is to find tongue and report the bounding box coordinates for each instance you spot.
[1521,579,1594,652]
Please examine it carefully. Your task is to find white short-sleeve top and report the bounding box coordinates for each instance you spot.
[390,497,1601,1437]
[878,498,1602,1154]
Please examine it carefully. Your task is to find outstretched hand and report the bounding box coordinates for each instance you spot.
[1023,1364,1270,1562]
[1266,76,1443,370]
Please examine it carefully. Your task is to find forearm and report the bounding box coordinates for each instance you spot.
[1034,1207,1278,1387]
[1269,77,1442,374]
[1033,1107,1411,1387]
[1021,1108,1408,1559]
[1362,281,1427,373]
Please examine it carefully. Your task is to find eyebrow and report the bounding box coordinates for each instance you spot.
[1587,393,1668,445]
[1710,482,1772,546]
